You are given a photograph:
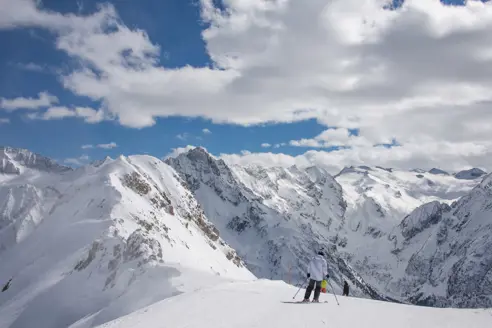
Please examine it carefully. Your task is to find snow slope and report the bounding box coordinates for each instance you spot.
[97,279,491,328]
[0,150,254,328]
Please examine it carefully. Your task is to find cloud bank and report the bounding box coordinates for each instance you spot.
[1,0,492,170]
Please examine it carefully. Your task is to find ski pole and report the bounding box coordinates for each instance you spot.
[293,279,308,299]
[328,280,340,305]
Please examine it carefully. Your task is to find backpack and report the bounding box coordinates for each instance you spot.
[321,279,327,293]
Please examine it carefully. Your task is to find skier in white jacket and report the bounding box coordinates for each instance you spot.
[303,251,329,302]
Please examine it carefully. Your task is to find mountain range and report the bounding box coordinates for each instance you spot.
[0,145,490,327]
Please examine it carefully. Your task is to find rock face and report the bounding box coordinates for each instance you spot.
[0,149,253,328]
[399,201,451,240]
[389,174,492,308]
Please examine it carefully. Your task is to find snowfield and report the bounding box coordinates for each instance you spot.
[96,279,492,328]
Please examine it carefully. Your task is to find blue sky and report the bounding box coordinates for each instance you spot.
[0,0,331,163]
[0,0,491,171]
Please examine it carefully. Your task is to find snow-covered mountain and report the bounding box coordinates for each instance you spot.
[0,148,253,328]
[166,149,346,279]
[384,173,492,308]
[335,164,478,238]
[333,165,485,307]
[1,145,490,328]
[168,149,486,307]
[166,148,394,300]
[0,146,71,175]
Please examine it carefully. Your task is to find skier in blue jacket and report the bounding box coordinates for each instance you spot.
[303,251,329,302]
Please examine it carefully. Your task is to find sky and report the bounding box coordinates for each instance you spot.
[0,0,491,173]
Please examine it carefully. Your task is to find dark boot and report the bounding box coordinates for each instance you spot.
[303,279,315,301]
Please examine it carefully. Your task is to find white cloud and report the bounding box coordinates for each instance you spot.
[220,140,492,175]
[0,91,58,111]
[40,106,77,119]
[0,118,10,124]
[261,143,272,148]
[74,107,105,123]
[27,106,105,123]
[220,151,311,169]
[76,0,84,13]
[202,128,212,134]
[64,158,83,165]
[80,142,118,150]
[0,0,117,31]
[176,133,189,141]
[3,0,492,169]
[64,154,90,166]
[289,128,373,148]
[164,145,198,159]
[96,142,117,149]
[13,62,46,72]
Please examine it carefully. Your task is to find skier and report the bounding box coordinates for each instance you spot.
[303,251,329,302]
[343,280,349,296]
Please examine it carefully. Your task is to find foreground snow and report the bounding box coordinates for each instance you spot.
[96,280,491,328]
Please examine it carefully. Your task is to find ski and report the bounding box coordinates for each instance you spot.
[282,301,328,304]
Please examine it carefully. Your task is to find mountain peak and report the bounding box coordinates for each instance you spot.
[175,146,217,163]
[92,156,114,168]
[428,168,449,175]
[188,146,211,155]
[334,165,371,178]
[165,145,236,193]
[454,168,487,180]
[0,146,71,174]
[375,166,393,172]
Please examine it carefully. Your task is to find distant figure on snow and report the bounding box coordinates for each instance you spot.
[2,278,12,292]
[303,251,329,303]
[343,280,349,296]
